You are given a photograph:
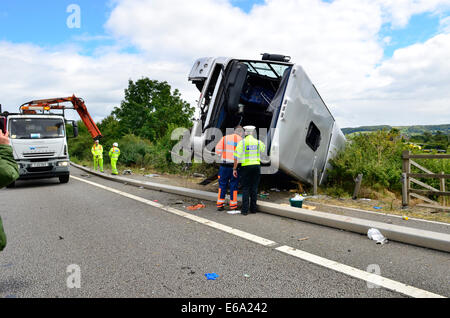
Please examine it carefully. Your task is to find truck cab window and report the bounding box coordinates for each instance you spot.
[306,121,321,152]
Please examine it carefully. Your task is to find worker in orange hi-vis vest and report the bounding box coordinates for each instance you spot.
[215,126,244,211]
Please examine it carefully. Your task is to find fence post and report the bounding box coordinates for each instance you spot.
[402,173,409,208]
[402,150,411,206]
[352,174,363,200]
[441,171,446,207]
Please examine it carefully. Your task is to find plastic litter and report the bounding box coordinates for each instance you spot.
[291,194,304,201]
[123,170,132,175]
[270,188,280,192]
[187,204,206,211]
[205,273,219,280]
[227,210,241,215]
[373,206,382,210]
[145,174,160,178]
[244,274,250,278]
[193,173,206,178]
[367,228,388,245]
[402,216,409,221]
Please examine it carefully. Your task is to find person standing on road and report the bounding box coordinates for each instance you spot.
[91,140,104,173]
[215,126,244,211]
[233,126,265,216]
[0,130,20,251]
[109,142,121,175]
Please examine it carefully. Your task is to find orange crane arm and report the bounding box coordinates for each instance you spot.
[20,95,102,140]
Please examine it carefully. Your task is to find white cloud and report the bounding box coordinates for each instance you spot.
[1,0,450,129]
[0,41,196,122]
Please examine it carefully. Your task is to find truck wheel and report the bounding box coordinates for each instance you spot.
[6,181,15,188]
[59,175,70,184]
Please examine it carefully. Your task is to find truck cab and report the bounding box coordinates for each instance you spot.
[5,114,73,186]
[188,54,346,185]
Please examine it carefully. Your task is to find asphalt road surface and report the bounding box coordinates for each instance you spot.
[0,166,448,298]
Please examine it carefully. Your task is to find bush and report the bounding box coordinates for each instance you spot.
[327,130,407,193]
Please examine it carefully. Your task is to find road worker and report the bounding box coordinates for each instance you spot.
[0,130,20,251]
[109,142,121,175]
[233,126,265,216]
[215,126,244,211]
[91,140,104,172]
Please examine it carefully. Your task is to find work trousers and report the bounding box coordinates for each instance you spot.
[217,165,239,209]
[111,158,118,175]
[93,156,104,172]
[240,164,261,214]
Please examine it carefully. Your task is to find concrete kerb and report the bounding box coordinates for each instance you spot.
[70,162,450,253]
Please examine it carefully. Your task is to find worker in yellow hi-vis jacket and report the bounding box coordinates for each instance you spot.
[91,140,104,172]
[109,142,121,175]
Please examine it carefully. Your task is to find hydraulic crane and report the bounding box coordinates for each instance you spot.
[19,95,102,140]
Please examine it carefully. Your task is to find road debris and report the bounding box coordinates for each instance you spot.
[297,237,309,241]
[373,206,382,210]
[227,210,241,215]
[259,191,269,199]
[302,204,316,210]
[123,170,132,175]
[367,228,388,245]
[270,188,280,192]
[243,274,250,278]
[290,194,304,208]
[205,273,219,280]
[187,204,206,211]
[402,216,409,221]
[193,173,206,178]
[145,174,160,178]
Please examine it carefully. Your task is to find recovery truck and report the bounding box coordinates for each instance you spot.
[0,95,102,187]
[188,53,346,185]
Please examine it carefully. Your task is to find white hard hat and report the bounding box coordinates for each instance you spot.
[113,142,118,147]
[95,140,99,143]
[243,126,256,135]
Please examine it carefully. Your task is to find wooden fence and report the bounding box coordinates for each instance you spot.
[402,150,450,212]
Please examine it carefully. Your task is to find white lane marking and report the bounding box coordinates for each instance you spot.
[71,175,446,298]
[71,176,276,247]
[276,245,445,298]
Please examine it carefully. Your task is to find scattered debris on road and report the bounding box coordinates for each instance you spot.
[227,210,241,215]
[123,170,132,175]
[297,237,309,241]
[205,273,219,280]
[367,228,388,245]
[187,204,206,211]
[145,174,160,178]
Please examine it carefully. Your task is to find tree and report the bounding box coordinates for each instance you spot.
[112,78,195,141]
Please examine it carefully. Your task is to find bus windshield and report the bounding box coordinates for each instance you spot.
[9,118,65,139]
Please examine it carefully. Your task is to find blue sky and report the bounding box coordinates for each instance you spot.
[1,0,444,59]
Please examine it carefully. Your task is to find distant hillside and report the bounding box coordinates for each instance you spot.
[342,124,450,136]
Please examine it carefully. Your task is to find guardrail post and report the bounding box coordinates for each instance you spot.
[352,173,363,200]
[313,168,318,196]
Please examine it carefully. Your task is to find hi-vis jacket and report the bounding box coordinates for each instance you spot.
[109,147,120,159]
[234,135,266,166]
[215,134,242,164]
[91,144,103,159]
